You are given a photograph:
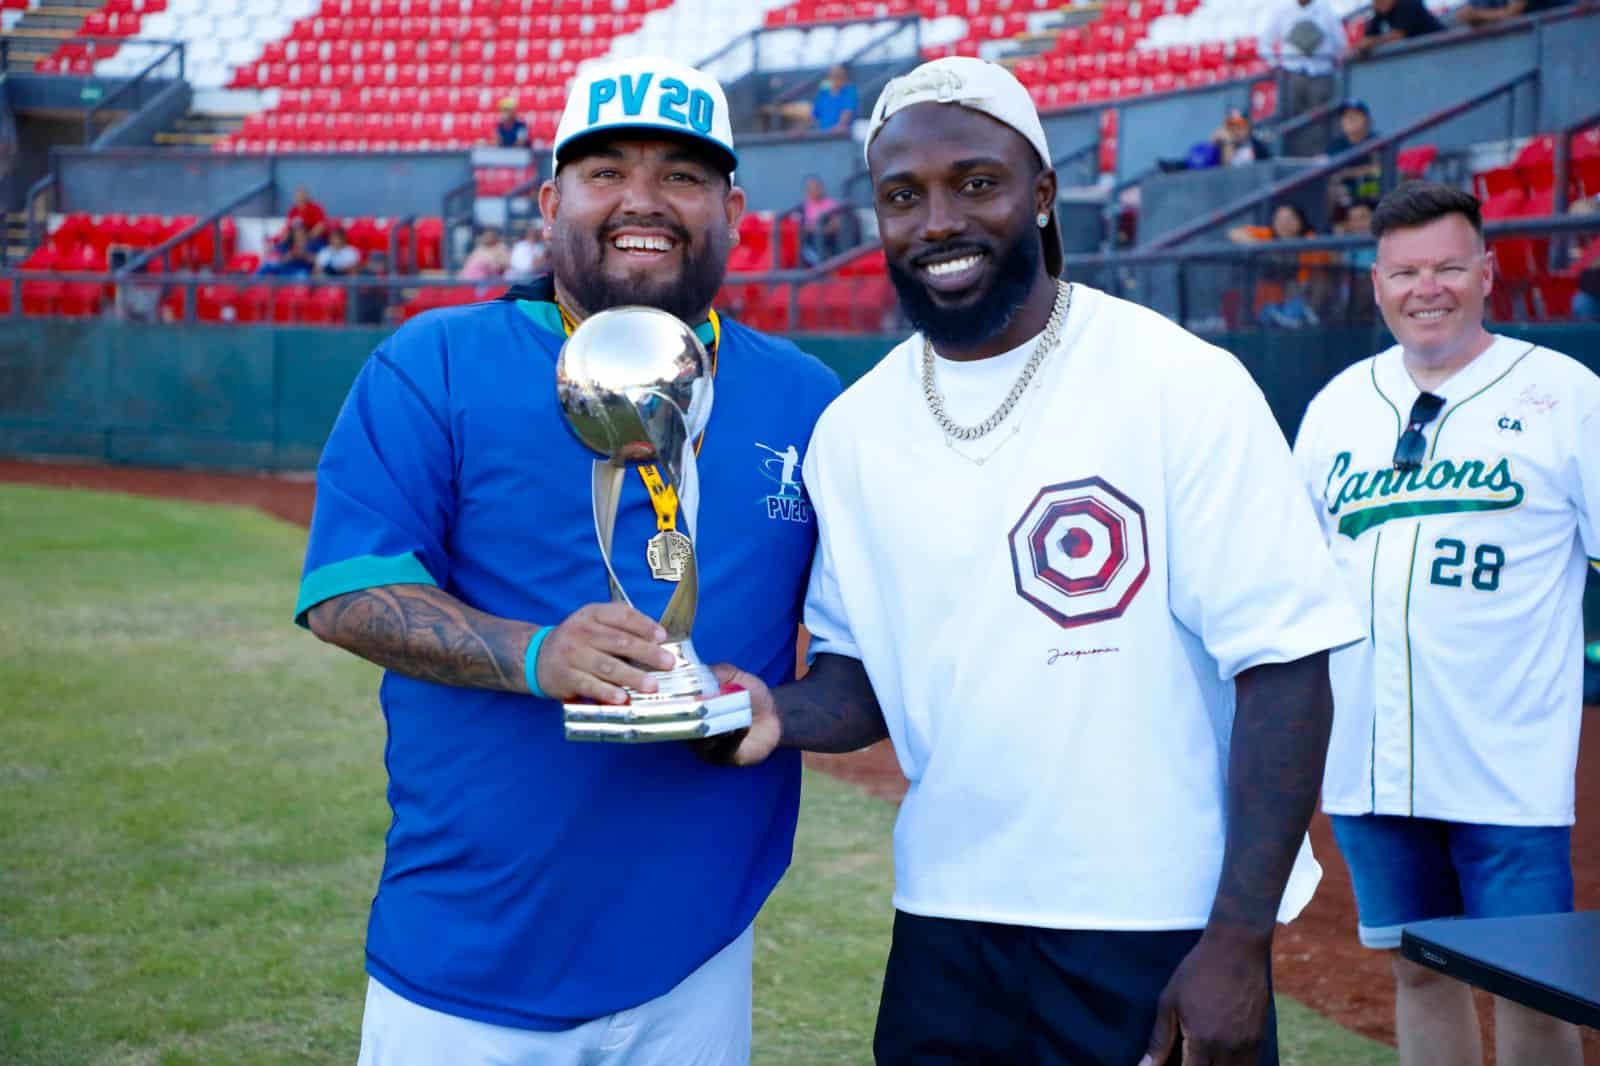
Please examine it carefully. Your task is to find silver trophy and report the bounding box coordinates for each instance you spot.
[555,306,753,743]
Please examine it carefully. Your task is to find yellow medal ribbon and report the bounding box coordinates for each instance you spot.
[559,301,719,534]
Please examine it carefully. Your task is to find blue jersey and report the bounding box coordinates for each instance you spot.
[295,276,841,1029]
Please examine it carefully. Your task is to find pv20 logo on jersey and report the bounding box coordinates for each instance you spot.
[1008,477,1150,629]
[756,442,811,523]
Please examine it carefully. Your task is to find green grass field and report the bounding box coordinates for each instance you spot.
[0,484,1397,1065]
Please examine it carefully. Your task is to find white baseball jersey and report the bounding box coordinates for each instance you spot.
[803,284,1364,931]
[1294,335,1600,825]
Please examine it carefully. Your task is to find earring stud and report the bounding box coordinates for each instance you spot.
[1037,213,1049,228]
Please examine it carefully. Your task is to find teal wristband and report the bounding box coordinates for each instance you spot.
[524,626,553,700]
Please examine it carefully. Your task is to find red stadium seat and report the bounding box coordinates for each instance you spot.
[235,285,271,322]
[308,286,348,324]
[196,284,237,322]
[22,280,64,316]
[1532,275,1576,319]
[414,217,444,270]
[59,282,103,318]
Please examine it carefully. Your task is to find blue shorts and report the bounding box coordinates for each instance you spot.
[1329,814,1574,950]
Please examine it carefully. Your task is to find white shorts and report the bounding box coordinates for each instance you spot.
[356,924,754,1066]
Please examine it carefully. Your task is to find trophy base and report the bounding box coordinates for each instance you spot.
[564,683,752,743]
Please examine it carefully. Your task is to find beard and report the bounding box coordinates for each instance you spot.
[886,220,1042,351]
[550,214,731,324]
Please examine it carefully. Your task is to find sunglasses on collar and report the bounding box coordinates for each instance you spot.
[1393,392,1445,472]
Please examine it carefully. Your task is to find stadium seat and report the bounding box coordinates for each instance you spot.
[196,284,238,323]
[1532,275,1576,320]
[22,280,65,316]
[234,285,272,322]
[159,285,186,322]
[307,285,348,324]
[1397,144,1438,181]
[271,284,311,322]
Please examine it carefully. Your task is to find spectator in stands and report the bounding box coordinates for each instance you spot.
[1262,0,1348,156]
[494,98,530,148]
[1327,100,1383,210]
[354,251,390,325]
[811,65,857,133]
[1229,203,1329,327]
[507,224,548,282]
[1336,200,1378,270]
[459,226,511,280]
[1357,0,1445,54]
[258,218,317,277]
[1212,108,1273,167]
[1229,202,1316,245]
[314,227,362,277]
[798,174,847,266]
[285,185,329,241]
[1457,0,1573,28]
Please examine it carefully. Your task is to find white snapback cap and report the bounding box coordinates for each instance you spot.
[865,56,1061,276]
[553,56,737,175]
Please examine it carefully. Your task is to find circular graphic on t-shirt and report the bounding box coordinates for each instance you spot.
[1008,477,1151,629]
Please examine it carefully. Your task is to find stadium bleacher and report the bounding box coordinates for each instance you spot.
[2,0,1597,331]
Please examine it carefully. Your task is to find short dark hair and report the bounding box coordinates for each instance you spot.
[1371,181,1483,241]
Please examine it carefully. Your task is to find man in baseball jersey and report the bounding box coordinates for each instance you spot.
[1294,181,1597,1066]
[709,57,1364,1065]
[295,55,840,1065]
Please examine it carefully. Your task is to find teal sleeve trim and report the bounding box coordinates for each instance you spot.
[294,552,438,628]
[524,625,554,699]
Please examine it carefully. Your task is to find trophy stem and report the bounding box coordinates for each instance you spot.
[591,461,633,608]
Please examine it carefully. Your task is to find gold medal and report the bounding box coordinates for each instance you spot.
[646,530,693,582]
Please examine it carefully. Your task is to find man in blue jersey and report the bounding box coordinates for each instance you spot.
[295,54,840,1066]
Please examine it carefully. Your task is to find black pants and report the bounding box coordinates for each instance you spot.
[873,912,1279,1066]
[1281,71,1336,158]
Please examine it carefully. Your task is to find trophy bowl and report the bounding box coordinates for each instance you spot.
[556,306,714,468]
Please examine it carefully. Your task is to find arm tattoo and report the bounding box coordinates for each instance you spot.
[773,652,888,754]
[1209,651,1334,940]
[306,584,534,693]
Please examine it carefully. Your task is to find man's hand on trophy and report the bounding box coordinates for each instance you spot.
[534,604,677,705]
[692,664,782,766]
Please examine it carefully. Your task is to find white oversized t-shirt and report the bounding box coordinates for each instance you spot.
[803,284,1364,930]
[1295,336,1600,825]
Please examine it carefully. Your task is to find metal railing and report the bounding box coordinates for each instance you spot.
[1146,70,1540,250]
[117,178,272,276]
[440,176,478,273]
[1552,104,1600,217]
[1053,140,1102,189]
[1061,214,1600,331]
[78,37,184,145]
[24,172,57,254]
[0,270,511,327]
[697,13,920,85]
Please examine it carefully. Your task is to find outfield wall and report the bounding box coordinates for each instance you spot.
[3,316,1597,631]
[3,317,1597,469]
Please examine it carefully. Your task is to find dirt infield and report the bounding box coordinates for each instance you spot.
[6,456,1598,1058]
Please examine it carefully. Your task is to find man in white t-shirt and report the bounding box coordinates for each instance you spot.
[313,227,362,277]
[708,57,1363,1066]
[1262,0,1349,156]
[1294,182,1595,1066]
